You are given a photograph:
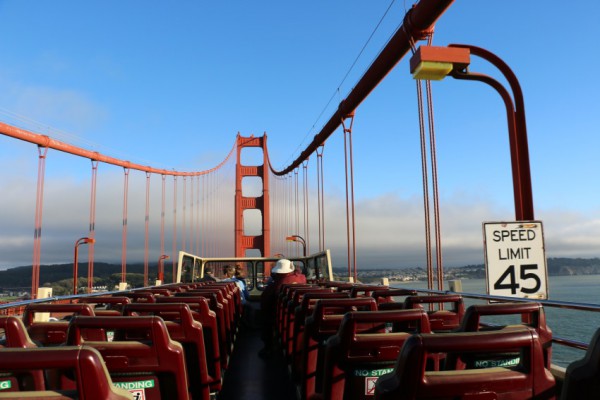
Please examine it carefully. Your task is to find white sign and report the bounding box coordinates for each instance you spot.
[483,221,548,299]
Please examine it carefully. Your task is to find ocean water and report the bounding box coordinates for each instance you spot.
[391,275,600,367]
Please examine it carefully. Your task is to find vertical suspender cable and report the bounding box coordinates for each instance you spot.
[182,177,187,253]
[316,145,325,252]
[196,175,200,255]
[160,174,166,281]
[31,146,48,299]
[87,160,98,293]
[426,78,444,291]
[342,114,357,281]
[303,160,310,256]
[121,168,130,284]
[202,175,206,256]
[172,176,178,281]
[190,176,194,253]
[143,172,150,287]
[294,169,299,257]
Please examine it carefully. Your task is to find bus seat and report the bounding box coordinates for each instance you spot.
[156,296,222,391]
[318,309,431,400]
[375,329,555,400]
[404,295,465,332]
[301,297,377,400]
[457,302,552,368]
[349,284,389,298]
[23,304,96,346]
[66,316,190,400]
[561,327,600,400]
[371,289,417,305]
[79,296,131,316]
[122,303,211,400]
[0,346,133,399]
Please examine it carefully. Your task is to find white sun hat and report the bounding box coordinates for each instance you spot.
[271,259,294,274]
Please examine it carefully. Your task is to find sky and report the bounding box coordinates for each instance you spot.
[0,0,599,271]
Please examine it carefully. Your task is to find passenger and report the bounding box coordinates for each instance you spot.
[222,265,249,303]
[259,259,306,358]
[199,266,218,282]
[234,265,251,301]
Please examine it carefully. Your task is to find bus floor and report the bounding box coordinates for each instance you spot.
[218,302,296,400]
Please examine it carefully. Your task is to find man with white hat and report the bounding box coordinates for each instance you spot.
[259,259,306,358]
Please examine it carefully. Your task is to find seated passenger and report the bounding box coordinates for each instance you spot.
[200,266,219,282]
[222,264,249,303]
[259,259,306,358]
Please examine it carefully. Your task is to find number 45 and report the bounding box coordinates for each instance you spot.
[493,264,541,295]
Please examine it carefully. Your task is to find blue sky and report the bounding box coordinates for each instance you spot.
[0,1,599,270]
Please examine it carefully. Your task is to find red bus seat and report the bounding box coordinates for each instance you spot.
[349,285,389,298]
[318,309,431,400]
[561,327,600,400]
[291,292,350,379]
[122,303,211,400]
[0,346,133,399]
[301,297,378,400]
[66,315,190,400]
[176,291,231,363]
[457,302,552,368]
[122,292,156,303]
[156,296,222,390]
[375,329,556,400]
[282,287,331,359]
[23,303,96,346]
[404,295,465,332]
[79,296,131,316]
[371,289,417,305]
[0,316,43,392]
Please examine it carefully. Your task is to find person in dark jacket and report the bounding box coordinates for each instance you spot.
[259,259,306,358]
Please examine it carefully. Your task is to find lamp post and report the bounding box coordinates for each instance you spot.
[409,44,534,221]
[286,235,306,257]
[157,254,170,284]
[73,237,95,295]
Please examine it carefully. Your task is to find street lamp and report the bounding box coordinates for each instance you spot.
[73,237,95,295]
[157,254,170,284]
[409,44,534,221]
[286,235,306,257]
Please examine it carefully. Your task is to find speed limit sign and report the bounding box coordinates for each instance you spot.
[483,221,548,299]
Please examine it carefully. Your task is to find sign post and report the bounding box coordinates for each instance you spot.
[483,221,548,299]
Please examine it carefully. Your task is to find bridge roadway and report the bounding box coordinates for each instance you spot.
[218,301,296,400]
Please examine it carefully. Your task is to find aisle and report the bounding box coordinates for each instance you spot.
[218,303,296,400]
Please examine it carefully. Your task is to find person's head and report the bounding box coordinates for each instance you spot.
[223,265,235,278]
[204,266,214,276]
[271,259,294,275]
[234,265,244,278]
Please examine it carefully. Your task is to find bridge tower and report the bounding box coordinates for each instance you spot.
[235,134,270,257]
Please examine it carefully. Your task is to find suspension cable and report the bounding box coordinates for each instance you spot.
[172,176,178,280]
[121,167,130,284]
[161,174,166,281]
[316,144,325,251]
[87,160,99,293]
[143,172,151,287]
[303,160,310,256]
[342,113,357,281]
[31,145,48,299]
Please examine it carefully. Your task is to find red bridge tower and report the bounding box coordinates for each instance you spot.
[235,135,270,257]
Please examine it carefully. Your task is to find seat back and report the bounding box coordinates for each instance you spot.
[0,316,43,392]
[23,304,96,346]
[562,327,600,400]
[458,302,552,368]
[0,347,133,399]
[375,329,556,400]
[349,285,389,298]
[122,292,156,303]
[67,316,190,400]
[404,295,465,331]
[301,297,377,400]
[321,309,431,400]
[291,292,350,378]
[156,295,222,390]
[371,289,417,304]
[122,303,211,400]
[79,296,131,316]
